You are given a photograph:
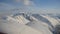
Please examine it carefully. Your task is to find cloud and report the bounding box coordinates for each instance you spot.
[15,0,30,5]
[15,0,21,2]
[24,0,35,6]
[14,0,35,6]
[24,0,30,5]
[37,9,60,14]
[0,0,36,14]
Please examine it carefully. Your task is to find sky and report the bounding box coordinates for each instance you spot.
[0,0,60,14]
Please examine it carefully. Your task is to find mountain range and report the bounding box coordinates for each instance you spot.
[0,12,60,34]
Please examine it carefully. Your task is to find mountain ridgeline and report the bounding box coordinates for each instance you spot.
[0,12,60,34]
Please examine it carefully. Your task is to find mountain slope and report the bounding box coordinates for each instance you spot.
[1,13,60,34]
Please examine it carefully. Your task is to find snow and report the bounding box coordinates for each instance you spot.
[26,16,52,34]
[7,15,30,24]
[41,15,59,27]
[0,19,43,34]
[0,13,60,34]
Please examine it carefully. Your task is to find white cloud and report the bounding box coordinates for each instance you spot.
[15,0,30,5]
[14,0,35,6]
[24,0,30,5]
[24,0,35,6]
[37,9,60,14]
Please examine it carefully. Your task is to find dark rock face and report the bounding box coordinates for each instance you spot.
[53,25,60,34]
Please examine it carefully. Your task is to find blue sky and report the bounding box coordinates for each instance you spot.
[0,0,60,14]
[33,0,60,9]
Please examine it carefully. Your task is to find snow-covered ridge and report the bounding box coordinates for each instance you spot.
[6,13,30,24]
[1,12,60,34]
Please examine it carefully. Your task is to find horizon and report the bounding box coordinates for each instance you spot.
[0,0,60,14]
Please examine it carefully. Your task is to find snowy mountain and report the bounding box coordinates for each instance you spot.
[0,12,60,34]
